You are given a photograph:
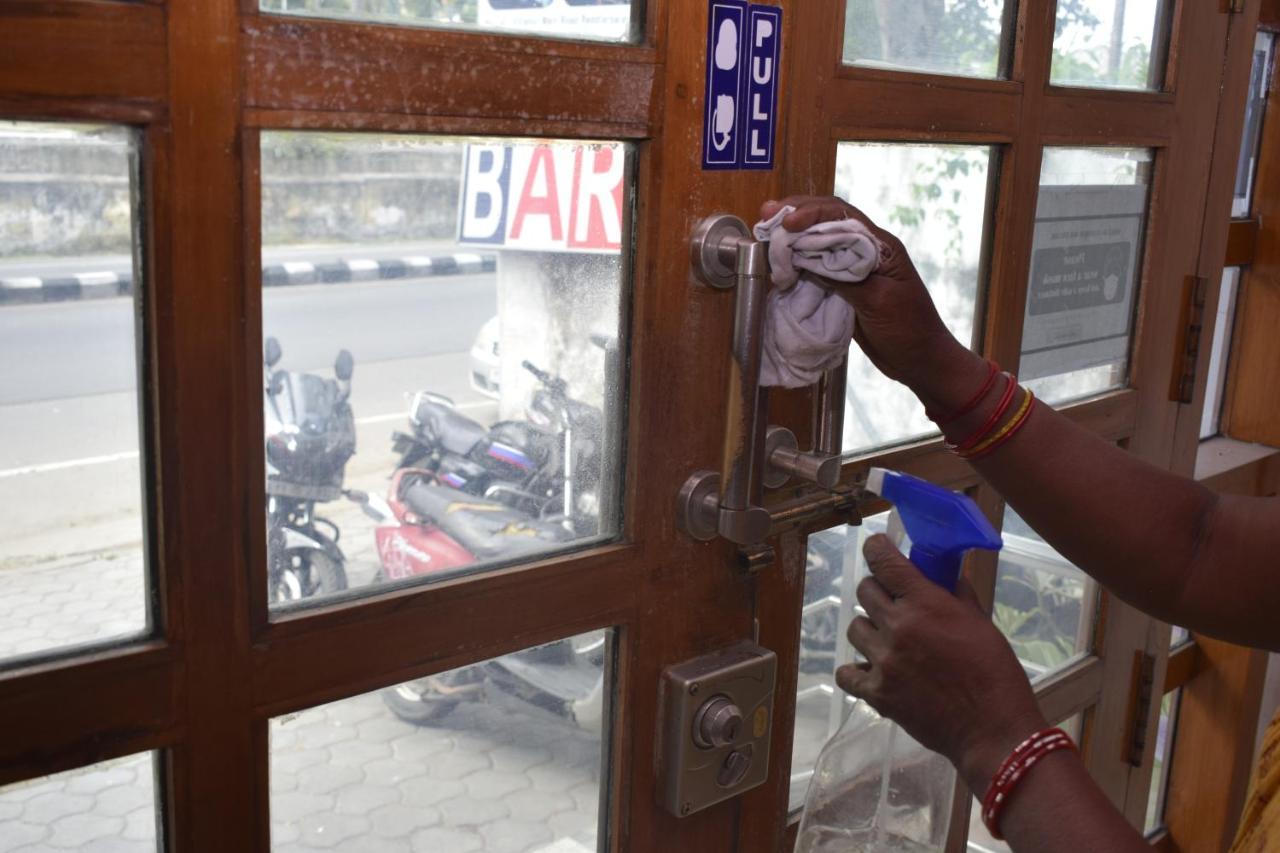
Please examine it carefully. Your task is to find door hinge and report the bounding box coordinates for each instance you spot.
[1123,650,1158,767]
[1221,0,1246,13]
[1169,275,1209,405]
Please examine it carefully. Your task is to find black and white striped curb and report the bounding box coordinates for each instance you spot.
[0,252,497,305]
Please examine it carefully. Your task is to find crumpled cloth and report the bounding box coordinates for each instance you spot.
[752,205,884,388]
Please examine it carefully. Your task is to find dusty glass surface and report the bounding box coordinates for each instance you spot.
[994,508,1097,683]
[260,132,629,612]
[834,143,995,454]
[270,629,611,851]
[259,0,637,43]
[1145,690,1180,833]
[1050,0,1171,90]
[1201,267,1241,440]
[1234,34,1276,218]
[1021,147,1152,406]
[842,0,1012,79]
[0,752,159,851]
[0,122,149,664]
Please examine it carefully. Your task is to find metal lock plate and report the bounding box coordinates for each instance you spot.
[658,640,777,817]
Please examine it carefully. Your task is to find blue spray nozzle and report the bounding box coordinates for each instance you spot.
[865,467,1003,593]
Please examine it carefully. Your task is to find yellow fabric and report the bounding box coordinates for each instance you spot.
[1231,709,1280,852]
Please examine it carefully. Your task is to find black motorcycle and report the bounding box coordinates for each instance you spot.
[264,337,356,603]
[390,358,606,534]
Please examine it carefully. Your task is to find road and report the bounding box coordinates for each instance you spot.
[0,273,499,575]
[0,241,464,282]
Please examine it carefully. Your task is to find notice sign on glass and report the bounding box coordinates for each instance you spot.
[1020,185,1147,381]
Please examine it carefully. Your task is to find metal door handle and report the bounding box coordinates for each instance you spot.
[678,215,849,546]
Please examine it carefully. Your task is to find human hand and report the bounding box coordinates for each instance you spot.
[759,196,987,413]
[836,534,1048,791]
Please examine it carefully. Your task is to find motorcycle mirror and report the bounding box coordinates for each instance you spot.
[334,349,354,382]
[265,336,282,368]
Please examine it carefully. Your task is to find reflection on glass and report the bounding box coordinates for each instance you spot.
[259,0,637,43]
[1050,0,1171,90]
[842,0,1012,79]
[1234,34,1276,218]
[834,143,994,454]
[0,752,159,851]
[261,132,628,611]
[1022,147,1152,406]
[995,508,1096,682]
[1170,625,1189,647]
[271,630,610,851]
[1145,691,1180,833]
[1201,267,1241,439]
[966,715,1083,852]
[0,122,149,663]
[791,516,899,813]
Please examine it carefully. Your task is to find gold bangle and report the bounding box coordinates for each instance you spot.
[959,387,1034,459]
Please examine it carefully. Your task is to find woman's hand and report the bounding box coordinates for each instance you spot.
[759,196,987,414]
[837,534,1048,792]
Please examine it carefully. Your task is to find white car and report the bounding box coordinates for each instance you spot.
[468,315,501,399]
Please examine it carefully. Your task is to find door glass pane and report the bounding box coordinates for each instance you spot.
[271,629,611,851]
[259,0,638,44]
[1050,0,1172,90]
[0,752,159,851]
[1234,33,1276,217]
[0,121,149,664]
[261,132,629,612]
[965,715,1083,852]
[842,0,1013,79]
[1021,147,1153,405]
[995,508,1096,682]
[1200,267,1240,439]
[833,143,995,454]
[791,515,897,813]
[1145,690,1180,833]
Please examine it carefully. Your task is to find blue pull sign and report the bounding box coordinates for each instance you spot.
[742,5,781,170]
[702,0,782,171]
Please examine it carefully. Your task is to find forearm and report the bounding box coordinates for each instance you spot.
[909,342,1218,627]
[958,746,1149,853]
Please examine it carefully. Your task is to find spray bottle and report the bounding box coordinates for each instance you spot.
[795,468,1002,853]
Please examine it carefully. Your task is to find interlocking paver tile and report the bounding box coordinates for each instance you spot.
[368,803,441,839]
[464,769,530,801]
[479,818,555,853]
[437,794,509,828]
[409,826,484,852]
[296,811,368,848]
[334,784,398,816]
[46,812,125,847]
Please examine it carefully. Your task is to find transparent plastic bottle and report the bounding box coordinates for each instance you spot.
[794,701,954,852]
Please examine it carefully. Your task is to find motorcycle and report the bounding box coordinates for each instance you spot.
[264,336,356,603]
[390,349,609,535]
[347,471,602,727]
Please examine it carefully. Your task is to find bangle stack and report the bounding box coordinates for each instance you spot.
[980,726,1077,840]
[931,361,1036,461]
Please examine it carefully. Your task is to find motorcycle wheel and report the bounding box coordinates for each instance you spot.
[380,669,472,725]
[271,550,348,603]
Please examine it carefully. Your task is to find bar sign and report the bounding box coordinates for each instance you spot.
[742,5,781,170]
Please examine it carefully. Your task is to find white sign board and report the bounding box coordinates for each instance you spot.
[1020,185,1147,381]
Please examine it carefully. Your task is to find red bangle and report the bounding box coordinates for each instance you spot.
[929,360,999,425]
[948,373,1016,453]
[980,727,1077,840]
[965,390,1036,461]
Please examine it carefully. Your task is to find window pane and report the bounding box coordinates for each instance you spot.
[1234,33,1275,217]
[1170,625,1189,647]
[1200,267,1240,439]
[261,133,628,611]
[0,122,149,663]
[0,752,159,851]
[271,630,611,851]
[1021,147,1152,406]
[842,0,1013,79]
[260,0,638,43]
[965,715,1083,852]
[833,143,995,454]
[995,508,1097,682]
[1050,0,1172,90]
[1145,690,1180,833]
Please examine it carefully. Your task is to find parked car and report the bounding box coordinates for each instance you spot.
[468,315,501,399]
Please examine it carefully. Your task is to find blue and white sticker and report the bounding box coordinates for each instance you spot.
[702,0,748,170]
[742,5,781,170]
